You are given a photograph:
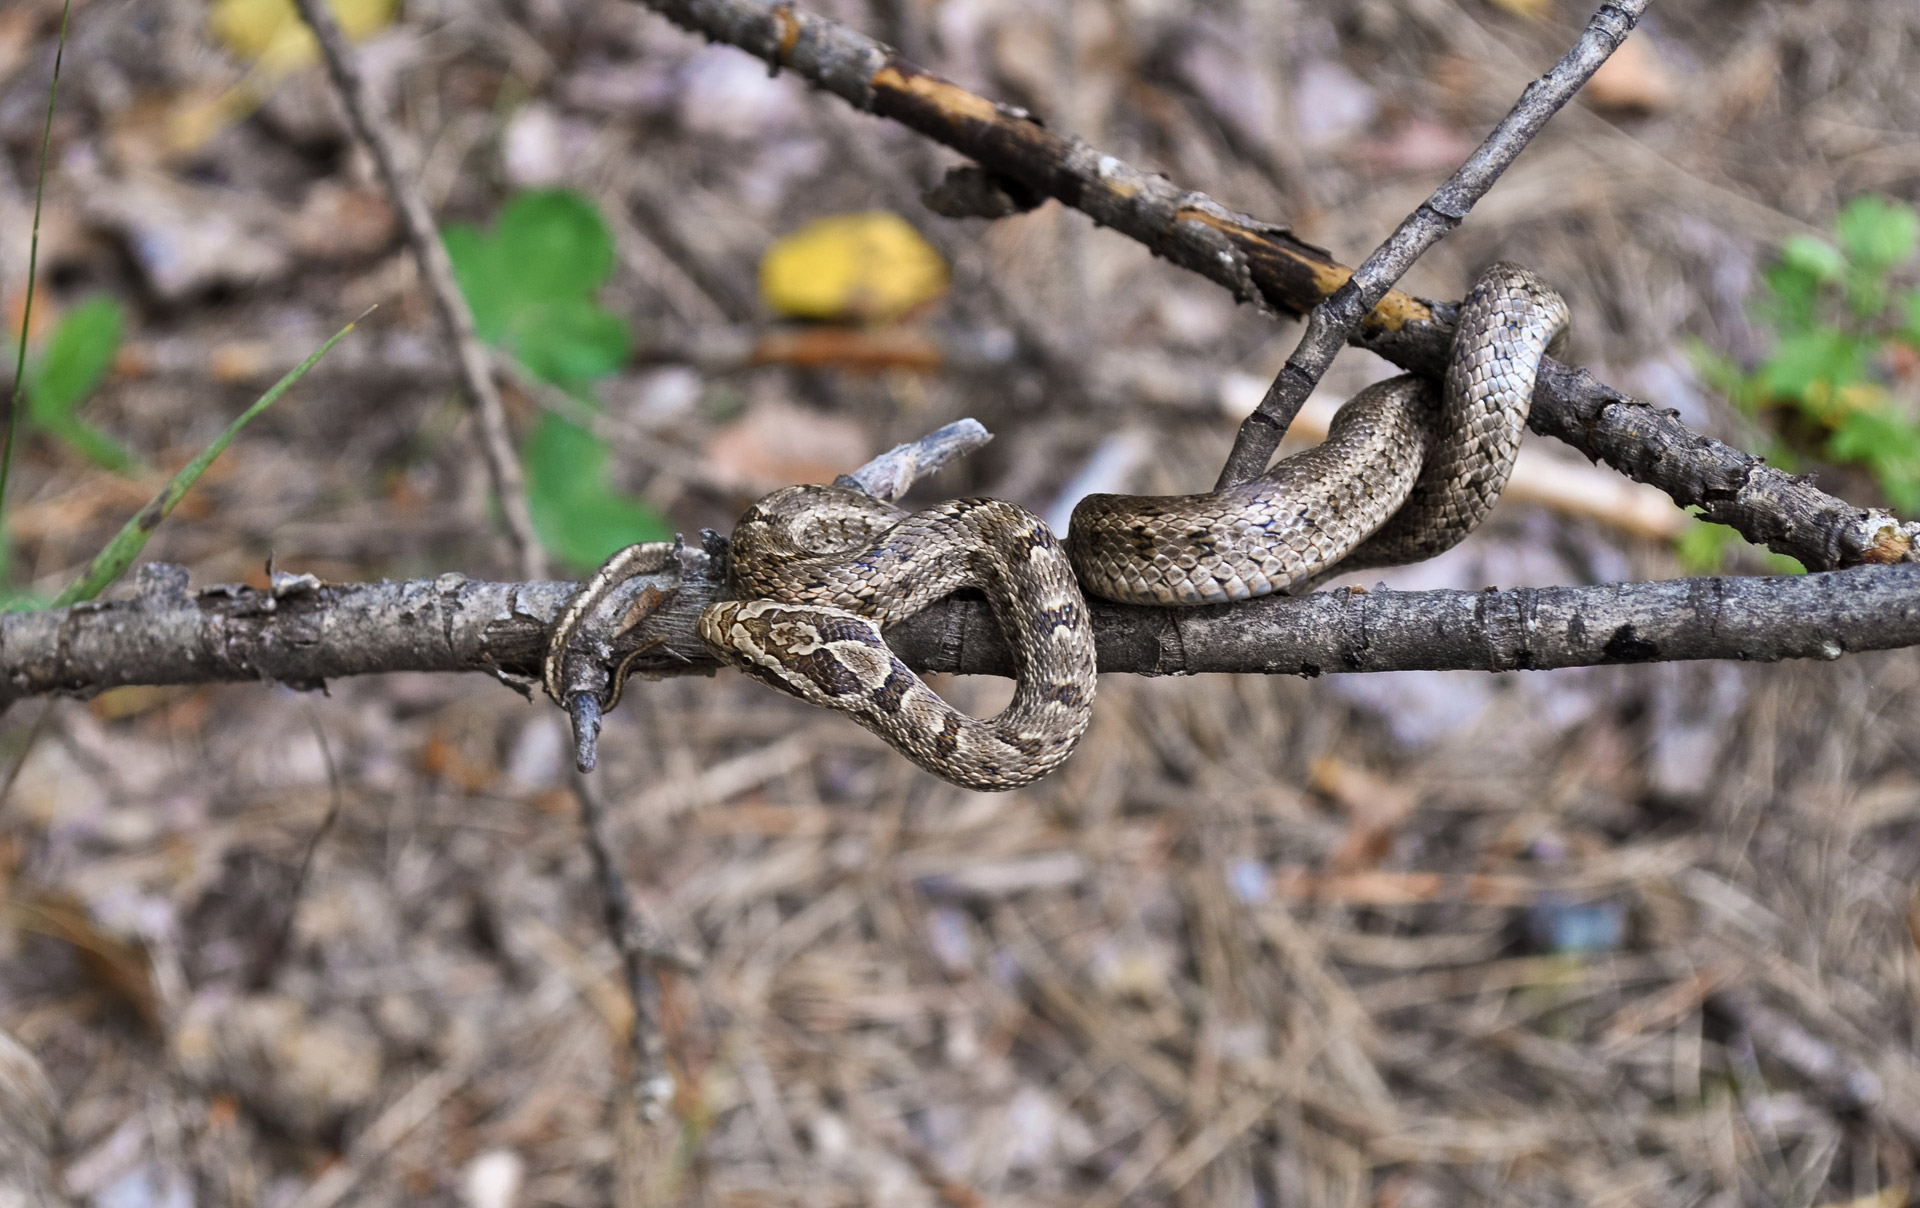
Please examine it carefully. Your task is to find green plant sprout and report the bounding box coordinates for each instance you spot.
[16,297,143,475]
[445,189,671,570]
[1688,194,1920,571]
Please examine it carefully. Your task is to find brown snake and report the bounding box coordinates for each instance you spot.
[697,263,1569,790]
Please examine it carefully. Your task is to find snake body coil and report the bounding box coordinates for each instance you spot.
[700,263,1569,788]
[700,492,1096,791]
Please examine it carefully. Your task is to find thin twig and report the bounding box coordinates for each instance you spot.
[0,0,75,525]
[572,767,674,1121]
[250,701,347,989]
[0,700,53,815]
[624,0,1918,572]
[288,0,547,580]
[1214,0,1652,489]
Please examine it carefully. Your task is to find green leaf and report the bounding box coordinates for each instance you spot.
[29,301,140,473]
[495,190,616,303]
[45,317,358,609]
[523,414,671,570]
[41,415,139,475]
[23,298,141,473]
[1843,266,1889,322]
[1756,327,1870,401]
[508,299,631,390]
[1674,518,1736,574]
[1827,408,1920,514]
[445,190,647,567]
[1900,287,1920,348]
[446,190,632,390]
[1685,339,1763,413]
[1835,195,1919,271]
[443,223,512,344]
[27,297,121,416]
[1778,234,1847,283]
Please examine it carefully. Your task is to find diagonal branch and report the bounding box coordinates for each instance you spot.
[1,558,1913,709]
[1216,0,1650,490]
[625,0,1918,573]
[291,0,548,581]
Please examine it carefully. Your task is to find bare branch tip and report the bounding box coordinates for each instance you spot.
[568,693,603,773]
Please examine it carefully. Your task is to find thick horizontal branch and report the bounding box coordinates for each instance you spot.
[3,561,1913,708]
[630,0,1918,572]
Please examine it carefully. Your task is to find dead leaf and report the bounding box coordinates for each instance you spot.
[78,169,292,301]
[1582,35,1677,113]
[1340,119,1479,176]
[107,87,253,168]
[174,993,383,1141]
[706,399,873,492]
[1485,0,1554,18]
[1309,756,1422,872]
[0,6,45,84]
[288,182,397,262]
[3,889,161,1030]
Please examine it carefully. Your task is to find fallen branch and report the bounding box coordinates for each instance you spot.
[628,0,1918,572]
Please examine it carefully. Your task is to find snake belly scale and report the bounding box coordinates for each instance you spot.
[699,263,1570,789]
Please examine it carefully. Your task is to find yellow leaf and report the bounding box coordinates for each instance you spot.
[759,212,949,324]
[1805,380,1891,422]
[209,0,398,78]
[1485,0,1554,17]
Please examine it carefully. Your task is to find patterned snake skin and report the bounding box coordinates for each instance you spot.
[700,263,1569,789]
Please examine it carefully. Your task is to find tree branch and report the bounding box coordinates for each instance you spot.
[626,0,1919,572]
[572,769,674,1121]
[291,0,548,580]
[1216,0,1650,489]
[2,558,1911,709]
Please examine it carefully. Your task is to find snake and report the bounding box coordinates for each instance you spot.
[697,263,1569,790]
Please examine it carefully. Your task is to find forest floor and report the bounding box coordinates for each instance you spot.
[2,0,1919,1204]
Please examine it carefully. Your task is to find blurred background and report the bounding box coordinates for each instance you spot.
[1,0,1919,1203]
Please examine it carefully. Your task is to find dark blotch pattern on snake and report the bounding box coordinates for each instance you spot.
[701,263,1569,788]
[700,493,1095,791]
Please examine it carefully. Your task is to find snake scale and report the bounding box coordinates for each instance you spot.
[698,263,1570,790]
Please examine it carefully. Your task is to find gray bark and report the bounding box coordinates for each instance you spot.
[3,560,1913,709]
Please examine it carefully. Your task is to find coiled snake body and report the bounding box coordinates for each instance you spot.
[699,263,1569,790]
